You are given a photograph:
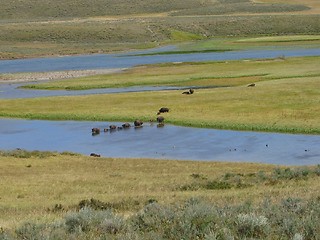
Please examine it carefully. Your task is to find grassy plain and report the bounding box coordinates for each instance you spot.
[1,56,319,134]
[1,151,319,230]
[1,0,320,237]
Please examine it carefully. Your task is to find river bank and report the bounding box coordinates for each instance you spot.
[0,68,125,83]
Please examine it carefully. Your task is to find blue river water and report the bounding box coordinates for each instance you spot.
[1,47,320,73]
[0,119,319,166]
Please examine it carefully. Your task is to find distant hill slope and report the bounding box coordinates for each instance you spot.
[0,0,319,59]
[0,0,311,20]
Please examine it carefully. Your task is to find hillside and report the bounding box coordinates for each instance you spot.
[0,0,319,59]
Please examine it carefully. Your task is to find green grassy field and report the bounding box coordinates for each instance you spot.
[1,56,319,134]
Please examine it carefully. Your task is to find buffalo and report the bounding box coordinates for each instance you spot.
[134,120,143,127]
[109,125,117,130]
[92,128,100,135]
[122,122,131,128]
[90,153,101,157]
[157,116,165,123]
[157,107,169,115]
[182,88,194,94]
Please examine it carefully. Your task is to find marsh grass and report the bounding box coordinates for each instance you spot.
[2,56,320,134]
[19,56,320,90]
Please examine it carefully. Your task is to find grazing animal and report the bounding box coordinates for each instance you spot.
[247,83,256,87]
[182,88,194,94]
[90,153,101,157]
[134,120,143,127]
[157,116,165,123]
[92,128,100,135]
[122,122,131,128]
[157,107,169,115]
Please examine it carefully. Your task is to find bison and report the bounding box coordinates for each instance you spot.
[90,153,101,157]
[182,88,194,94]
[157,107,169,115]
[122,122,131,128]
[134,120,143,127]
[109,125,117,130]
[157,116,165,123]
[92,128,100,135]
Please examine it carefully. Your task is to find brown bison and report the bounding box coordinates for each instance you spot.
[109,125,117,130]
[90,153,101,157]
[182,88,194,94]
[157,116,165,123]
[122,122,131,128]
[157,107,169,115]
[92,128,100,135]
[134,120,143,127]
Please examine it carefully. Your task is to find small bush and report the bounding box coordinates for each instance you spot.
[205,181,232,190]
[235,213,269,238]
[64,207,124,234]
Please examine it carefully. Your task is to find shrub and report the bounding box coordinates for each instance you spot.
[235,213,269,238]
[64,207,125,234]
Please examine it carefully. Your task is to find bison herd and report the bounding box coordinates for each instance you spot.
[91,106,170,139]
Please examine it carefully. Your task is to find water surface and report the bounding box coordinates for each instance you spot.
[1,119,319,166]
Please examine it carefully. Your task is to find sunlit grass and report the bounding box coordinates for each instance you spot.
[1,151,319,229]
[19,56,320,90]
[236,35,320,43]
[1,74,320,133]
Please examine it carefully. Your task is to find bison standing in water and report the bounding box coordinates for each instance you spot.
[134,120,143,127]
[92,128,100,135]
[157,116,165,123]
[157,107,169,115]
[109,125,117,130]
[122,122,131,128]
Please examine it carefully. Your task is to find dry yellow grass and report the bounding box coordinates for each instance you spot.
[1,153,319,228]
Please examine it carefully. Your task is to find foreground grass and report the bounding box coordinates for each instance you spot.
[0,150,319,236]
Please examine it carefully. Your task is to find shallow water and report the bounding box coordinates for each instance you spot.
[1,119,319,166]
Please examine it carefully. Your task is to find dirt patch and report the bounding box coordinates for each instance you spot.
[0,68,125,83]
